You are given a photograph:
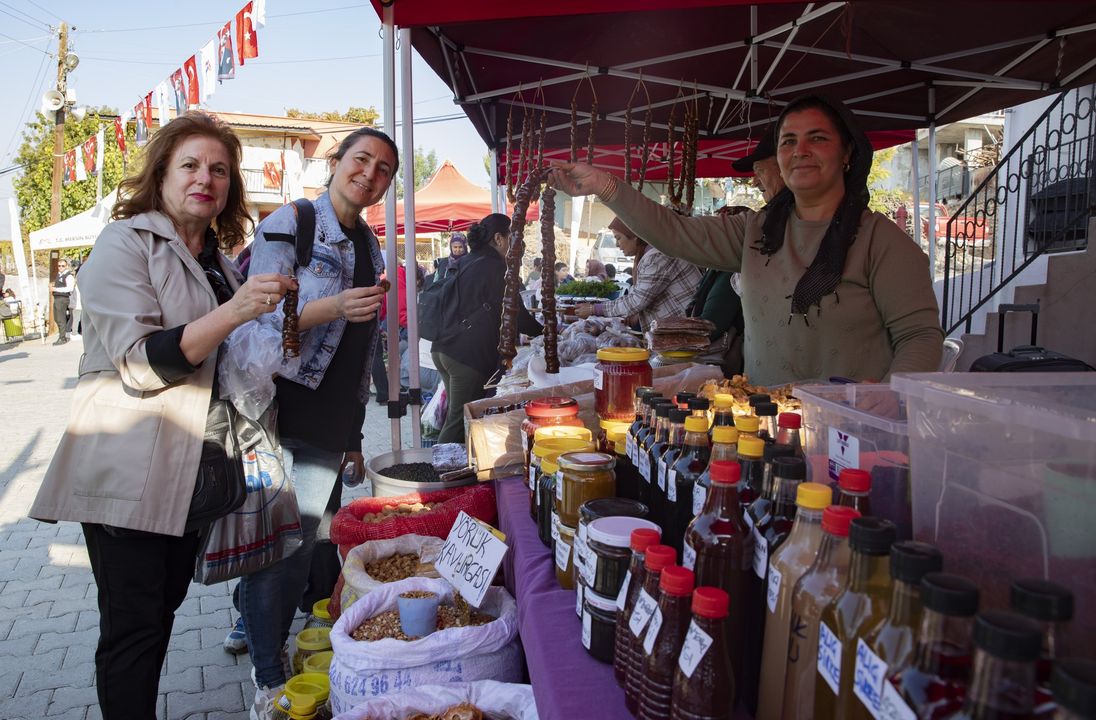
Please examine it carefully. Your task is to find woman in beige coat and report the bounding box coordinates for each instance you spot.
[29,112,295,719]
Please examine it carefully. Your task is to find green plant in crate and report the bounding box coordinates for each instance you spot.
[555,279,619,298]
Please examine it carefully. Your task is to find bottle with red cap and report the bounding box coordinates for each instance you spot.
[614,528,664,688]
[775,412,804,458]
[639,565,696,720]
[671,587,736,720]
[781,505,861,720]
[683,460,757,715]
[838,468,873,516]
[626,544,678,714]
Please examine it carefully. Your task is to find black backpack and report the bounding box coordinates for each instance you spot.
[239,198,315,278]
[417,254,492,343]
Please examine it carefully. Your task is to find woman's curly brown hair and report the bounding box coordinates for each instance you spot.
[112,112,252,250]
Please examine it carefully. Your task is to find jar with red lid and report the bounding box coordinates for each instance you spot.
[521,396,584,475]
[594,348,653,422]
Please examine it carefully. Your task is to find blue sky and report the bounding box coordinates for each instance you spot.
[0,0,490,235]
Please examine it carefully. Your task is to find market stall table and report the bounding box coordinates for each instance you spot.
[495,475,634,720]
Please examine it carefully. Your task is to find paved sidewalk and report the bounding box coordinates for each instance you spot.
[0,335,417,719]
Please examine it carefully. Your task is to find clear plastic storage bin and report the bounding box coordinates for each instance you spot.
[795,383,912,539]
[892,373,1096,658]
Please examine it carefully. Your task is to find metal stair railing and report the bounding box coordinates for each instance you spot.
[941,84,1096,336]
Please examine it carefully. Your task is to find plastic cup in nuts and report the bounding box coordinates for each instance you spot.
[397,591,441,638]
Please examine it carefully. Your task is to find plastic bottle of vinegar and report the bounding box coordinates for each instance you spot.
[756,482,832,720]
[781,505,861,720]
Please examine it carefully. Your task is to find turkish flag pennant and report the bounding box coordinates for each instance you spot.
[184,55,200,107]
[114,117,127,154]
[217,22,235,80]
[236,2,258,65]
[63,149,77,185]
[82,135,98,176]
[143,93,154,128]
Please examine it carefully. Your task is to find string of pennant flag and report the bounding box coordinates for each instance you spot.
[62,0,265,186]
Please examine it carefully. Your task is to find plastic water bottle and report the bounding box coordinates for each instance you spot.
[341,462,364,488]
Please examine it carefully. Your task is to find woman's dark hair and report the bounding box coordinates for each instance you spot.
[324,127,400,187]
[758,94,874,317]
[112,112,251,250]
[467,213,511,250]
[605,263,617,278]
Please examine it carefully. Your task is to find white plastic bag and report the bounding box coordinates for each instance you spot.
[339,535,445,614]
[422,387,448,433]
[329,578,523,715]
[218,319,302,420]
[331,680,538,720]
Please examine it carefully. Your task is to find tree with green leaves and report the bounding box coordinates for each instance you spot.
[867,147,908,216]
[14,108,132,240]
[395,146,438,199]
[285,106,380,125]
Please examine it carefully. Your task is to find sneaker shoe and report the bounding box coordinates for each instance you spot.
[223,616,248,655]
[249,682,286,720]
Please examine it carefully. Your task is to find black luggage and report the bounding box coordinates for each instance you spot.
[969,303,1095,372]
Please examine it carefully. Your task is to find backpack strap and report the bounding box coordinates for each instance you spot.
[290,198,316,272]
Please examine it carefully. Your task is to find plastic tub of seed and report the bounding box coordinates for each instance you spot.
[367,448,477,498]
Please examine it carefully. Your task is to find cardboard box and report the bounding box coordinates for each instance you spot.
[463,363,725,479]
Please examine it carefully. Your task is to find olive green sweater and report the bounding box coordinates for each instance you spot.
[607,183,943,386]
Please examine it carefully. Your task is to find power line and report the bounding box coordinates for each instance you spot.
[78,52,385,67]
[0,1,51,30]
[25,0,64,23]
[2,36,54,166]
[0,29,53,54]
[78,3,369,34]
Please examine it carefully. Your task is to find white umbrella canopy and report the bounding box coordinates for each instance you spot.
[29,190,117,251]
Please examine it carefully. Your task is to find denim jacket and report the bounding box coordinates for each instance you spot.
[247,192,385,401]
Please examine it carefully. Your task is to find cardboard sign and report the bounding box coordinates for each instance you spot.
[436,511,508,608]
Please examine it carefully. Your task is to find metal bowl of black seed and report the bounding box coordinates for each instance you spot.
[366,448,476,497]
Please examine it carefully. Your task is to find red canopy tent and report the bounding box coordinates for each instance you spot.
[365,160,538,235]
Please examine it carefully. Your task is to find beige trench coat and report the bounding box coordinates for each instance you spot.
[29,211,242,537]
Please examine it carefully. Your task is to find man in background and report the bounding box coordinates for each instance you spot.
[50,259,75,346]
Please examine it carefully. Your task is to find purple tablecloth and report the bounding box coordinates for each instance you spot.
[496,475,636,720]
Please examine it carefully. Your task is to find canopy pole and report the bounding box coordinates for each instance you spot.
[401,27,422,448]
[910,138,922,249]
[927,86,939,277]
[489,148,500,213]
[383,4,401,450]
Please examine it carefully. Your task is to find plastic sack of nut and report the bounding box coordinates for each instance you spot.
[329,680,538,720]
[328,578,522,716]
[218,318,302,420]
[337,535,444,617]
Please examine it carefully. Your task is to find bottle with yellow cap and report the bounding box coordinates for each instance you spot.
[712,393,736,430]
[734,413,762,442]
[604,420,640,502]
[756,482,833,720]
[664,415,712,555]
[693,425,738,518]
[530,434,595,521]
[737,435,768,511]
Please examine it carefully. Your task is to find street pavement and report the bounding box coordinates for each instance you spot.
[0,334,416,719]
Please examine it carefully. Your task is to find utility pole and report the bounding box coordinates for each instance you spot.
[50,22,70,226]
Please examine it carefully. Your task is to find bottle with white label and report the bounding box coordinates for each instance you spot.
[813,516,898,720]
[683,460,757,715]
[625,544,678,715]
[671,586,735,720]
[650,407,688,536]
[693,425,738,518]
[757,481,831,720]
[614,528,664,688]
[640,400,674,514]
[947,610,1043,720]
[639,565,695,720]
[886,573,980,719]
[849,541,943,720]
[781,505,860,720]
[666,415,711,557]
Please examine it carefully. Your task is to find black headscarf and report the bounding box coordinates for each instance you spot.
[755,95,874,319]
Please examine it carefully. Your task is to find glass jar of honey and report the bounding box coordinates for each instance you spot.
[521,397,584,473]
[594,348,653,422]
[530,436,594,520]
[556,451,617,528]
[555,522,577,590]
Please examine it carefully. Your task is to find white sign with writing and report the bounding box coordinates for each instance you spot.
[435,511,509,609]
[629,589,657,637]
[828,428,860,482]
[693,481,707,516]
[853,638,888,720]
[817,621,843,695]
[616,570,632,610]
[554,535,570,572]
[667,468,678,502]
[766,564,783,614]
[878,679,917,720]
[582,609,592,649]
[677,619,714,678]
[626,433,636,464]
[593,367,604,390]
[683,541,697,571]
[658,459,668,491]
[643,607,664,655]
[752,526,768,579]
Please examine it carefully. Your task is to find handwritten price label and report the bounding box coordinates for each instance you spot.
[629,589,657,638]
[683,541,697,571]
[435,511,508,609]
[853,639,889,720]
[658,459,668,491]
[766,564,783,614]
[693,481,707,515]
[677,619,713,678]
[667,468,677,502]
[817,621,843,695]
[643,607,664,655]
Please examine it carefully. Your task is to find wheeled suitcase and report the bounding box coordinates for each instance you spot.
[969,303,1095,372]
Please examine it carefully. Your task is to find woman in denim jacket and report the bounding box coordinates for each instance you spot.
[237,127,397,718]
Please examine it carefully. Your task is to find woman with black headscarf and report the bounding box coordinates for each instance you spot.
[549,94,943,387]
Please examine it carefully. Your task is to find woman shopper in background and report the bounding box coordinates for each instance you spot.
[28,112,295,719]
[430,213,542,443]
[237,127,396,719]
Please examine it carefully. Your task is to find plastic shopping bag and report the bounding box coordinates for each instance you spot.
[218,318,301,421]
[194,405,304,585]
[422,387,447,434]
